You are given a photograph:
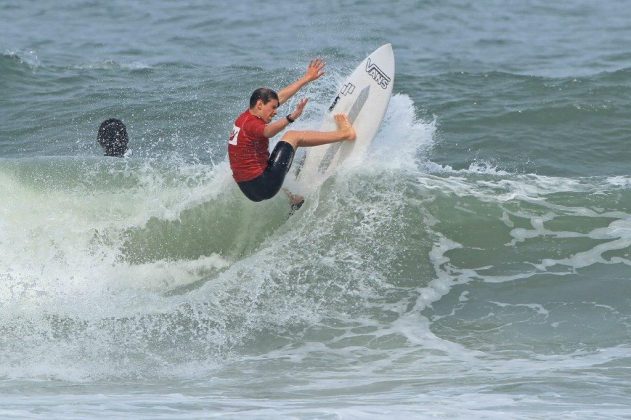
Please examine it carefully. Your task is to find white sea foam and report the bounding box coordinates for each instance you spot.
[2,49,40,68]
[1,57,629,420]
[365,93,436,172]
[0,159,236,325]
[73,60,152,71]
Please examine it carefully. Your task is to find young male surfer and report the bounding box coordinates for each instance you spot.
[228,59,355,206]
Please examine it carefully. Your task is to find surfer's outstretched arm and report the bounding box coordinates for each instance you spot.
[281,114,356,149]
[277,59,326,105]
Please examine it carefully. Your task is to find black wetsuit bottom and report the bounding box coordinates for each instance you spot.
[237,141,295,202]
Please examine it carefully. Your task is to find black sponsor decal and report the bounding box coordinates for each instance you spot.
[328,95,339,112]
[340,82,355,96]
[365,58,391,89]
[328,82,356,111]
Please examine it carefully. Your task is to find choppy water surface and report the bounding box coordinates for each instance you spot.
[2,0,631,418]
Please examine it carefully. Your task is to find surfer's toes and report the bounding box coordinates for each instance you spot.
[289,198,305,216]
[289,193,304,207]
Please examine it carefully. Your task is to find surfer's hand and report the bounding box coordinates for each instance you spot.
[291,98,308,120]
[304,58,325,82]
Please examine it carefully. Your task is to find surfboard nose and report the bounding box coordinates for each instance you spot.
[377,43,393,56]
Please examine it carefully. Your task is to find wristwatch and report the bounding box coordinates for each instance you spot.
[286,114,295,123]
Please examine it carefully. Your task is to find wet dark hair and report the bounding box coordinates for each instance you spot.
[97,118,129,157]
[249,87,279,108]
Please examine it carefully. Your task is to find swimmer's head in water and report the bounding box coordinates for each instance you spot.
[97,118,129,157]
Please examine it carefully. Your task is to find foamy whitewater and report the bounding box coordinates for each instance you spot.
[2,1,631,418]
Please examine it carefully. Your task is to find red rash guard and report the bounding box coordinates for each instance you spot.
[228,110,270,182]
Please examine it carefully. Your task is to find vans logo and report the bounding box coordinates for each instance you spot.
[366,58,391,89]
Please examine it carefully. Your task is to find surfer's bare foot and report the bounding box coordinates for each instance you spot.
[289,193,304,207]
[283,188,304,207]
[288,193,304,215]
[334,114,356,141]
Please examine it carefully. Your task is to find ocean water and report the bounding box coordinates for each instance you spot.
[2,0,631,418]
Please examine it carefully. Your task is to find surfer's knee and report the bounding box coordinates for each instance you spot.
[280,132,300,150]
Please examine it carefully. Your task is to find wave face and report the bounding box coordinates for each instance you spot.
[2,0,631,417]
[2,94,630,417]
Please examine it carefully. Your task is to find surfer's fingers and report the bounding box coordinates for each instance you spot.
[308,59,326,77]
[295,98,308,110]
[293,99,308,117]
[310,58,325,68]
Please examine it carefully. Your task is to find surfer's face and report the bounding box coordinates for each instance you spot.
[257,99,279,123]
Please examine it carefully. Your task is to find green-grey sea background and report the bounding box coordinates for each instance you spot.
[2,1,631,418]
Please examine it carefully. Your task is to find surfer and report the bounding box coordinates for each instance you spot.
[97,118,129,157]
[228,59,355,207]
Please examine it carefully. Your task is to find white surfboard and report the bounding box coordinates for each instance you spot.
[295,43,395,186]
